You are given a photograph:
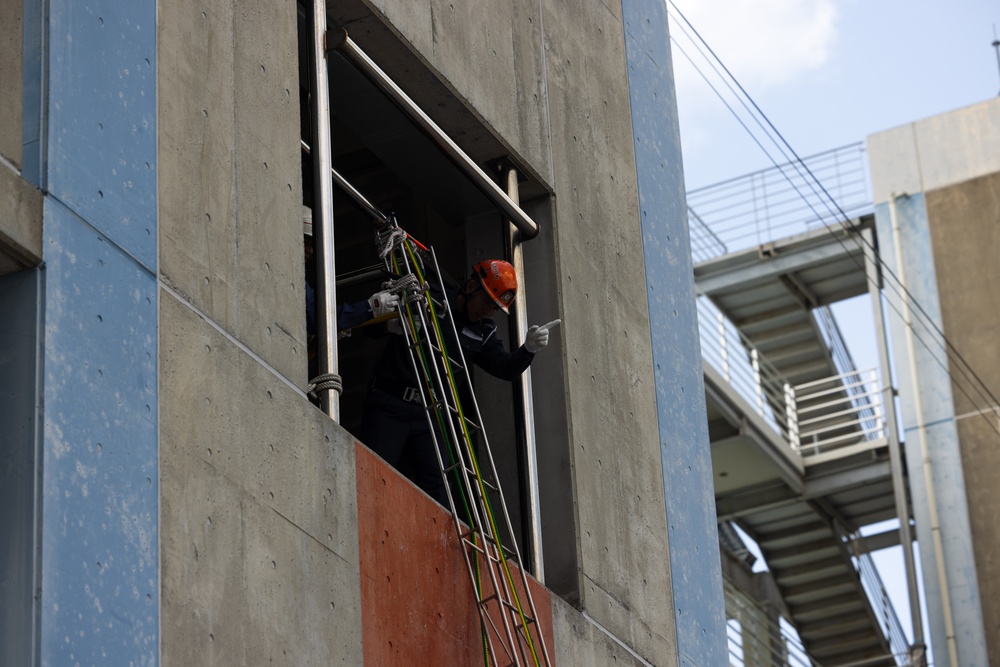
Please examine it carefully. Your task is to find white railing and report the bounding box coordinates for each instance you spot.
[699,296,887,463]
[724,580,813,667]
[688,142,872,265]
[791,368,885,461]
[698,297,793,443]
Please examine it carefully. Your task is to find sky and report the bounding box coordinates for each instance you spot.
[669,0,1000,191]
[668,0,1000,652]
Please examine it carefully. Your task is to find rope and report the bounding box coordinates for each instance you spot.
[307,372,342,398]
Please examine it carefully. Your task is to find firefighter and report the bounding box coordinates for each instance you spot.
[360,258,560,505]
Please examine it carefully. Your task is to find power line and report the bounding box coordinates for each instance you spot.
[666,0,1000,439]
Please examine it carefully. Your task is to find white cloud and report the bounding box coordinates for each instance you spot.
[670,0,839,98]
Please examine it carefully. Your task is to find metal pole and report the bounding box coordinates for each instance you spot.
[301,140,391,227]
[503,166,544,581]
[330,29,539,240]
[864,233,920,634]
[308,0,340,420]
[888,196,955,666]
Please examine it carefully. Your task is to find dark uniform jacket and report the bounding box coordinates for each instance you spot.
[370,286,534,400]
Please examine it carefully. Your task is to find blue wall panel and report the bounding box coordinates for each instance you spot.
[34,0,159,663]
[47,0,157,271]
[41,202,158,666]
[621,2,728,665]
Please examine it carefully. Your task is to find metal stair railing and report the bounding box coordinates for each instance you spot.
[698,296,795,445]
[723,579,814,667]
[688,142,872,264]
[792,369,885,460]
[839,527,912,666]
[815,305,881,438]
[698,295,889,464]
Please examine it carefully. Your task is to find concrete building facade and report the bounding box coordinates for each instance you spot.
[0,1,728,665]
[868,96,1000,666]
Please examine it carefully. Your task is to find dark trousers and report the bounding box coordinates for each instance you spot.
[361,388,452,506]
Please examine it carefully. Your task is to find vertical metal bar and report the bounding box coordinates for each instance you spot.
[751,348,763,416]
[308,0,340,420]
[784,382,799,450]
[718,312,730,382]
[503,166,544,582]
[866,217,926,661]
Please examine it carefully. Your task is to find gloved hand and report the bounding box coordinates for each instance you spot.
[369,291,400,317]
[524,319,561,353]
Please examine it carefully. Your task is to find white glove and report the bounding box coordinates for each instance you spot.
[368,291,399,317]
[524,319,561,353]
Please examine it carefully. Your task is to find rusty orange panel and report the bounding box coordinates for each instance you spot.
[355,442,555,666]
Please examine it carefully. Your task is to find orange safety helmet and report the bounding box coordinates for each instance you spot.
[473,259,517,314]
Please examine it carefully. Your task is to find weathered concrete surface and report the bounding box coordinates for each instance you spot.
[0,164,43,274]
[158,0,306,386]
[551,595,657,667]
[868,97,1000,204]
[926,171,1000,662]
[329,1,675,664]
[160,291,363,666]
[1,0,42,274]
[536,3,674,664]
[0,0,21,168]
[363,0,551,183]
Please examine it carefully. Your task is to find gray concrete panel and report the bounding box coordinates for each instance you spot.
[551,596,656,667]
[925,173,1000,661]
[160,290,363,666]
[158,0,306,386]
[0,163,43,274]
[538,2,676,664]
[0,0,22,168]
[40,200,158,666]
[232,0,306,387]
[873,195,989,666]
[0,268,41,667]
[868,97,1000,204]
[363,0,551,185]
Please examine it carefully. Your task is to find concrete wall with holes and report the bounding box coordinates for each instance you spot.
[7,0,724,664]
[868,97,1000,666]
[156,0,366,664]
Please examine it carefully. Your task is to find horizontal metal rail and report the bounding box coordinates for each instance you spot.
[301,139,391,226]
[330,29,540,239]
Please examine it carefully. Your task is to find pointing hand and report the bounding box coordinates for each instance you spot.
[525,319,561,353]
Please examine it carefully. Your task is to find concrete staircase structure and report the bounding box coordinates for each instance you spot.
[695,210,912,664]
